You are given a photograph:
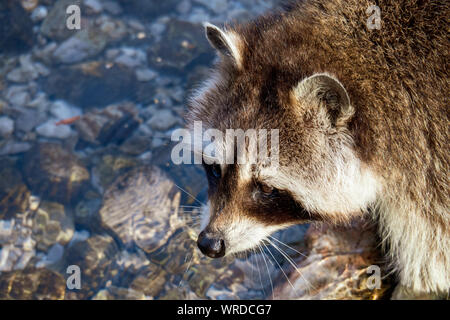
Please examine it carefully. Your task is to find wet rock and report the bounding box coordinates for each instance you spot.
[99,166,181,253]
[40,0,82,41]
[15,107,48,133]
[0,215,36,272]
[91,153,139,193]
[195,0,229,14]
[36,119,74,139]
[5,85,30,107]
[147,110,179,131]
[42,62,139,109]
[272,219,393,300]
[31,6,49,22]
[135,68,158,82]
[74,103,140,147]
[20,0,39,12]
[52,27,109,64]
[118,131,152,156]
[64,234,119,299]
[0,267,66,300]
[0,0,34,53]
[6,55,42,83]
[0,140,33,156]
[114,48,147,68]
[49,100,82,120]
[31,201,74,251]
[205,258,270,300]
[36,243,65,267]
[0,159,30,220]
[102,0,123,16]
[129,264,168,298]
[23,143,90,204]
[83,0,103,15]
[118,0,179,18]
[92,286,147,300]
[0,116,14,137]
[391,284,442,300]
[147,19,214,74]
[148,229,199,274]
[150,143,207,206]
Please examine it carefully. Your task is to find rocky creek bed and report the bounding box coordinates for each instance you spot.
[0,0,394,300]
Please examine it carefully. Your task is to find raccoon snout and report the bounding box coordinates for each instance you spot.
[197,230,225,258]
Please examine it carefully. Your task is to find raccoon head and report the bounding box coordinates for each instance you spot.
[186,23,380,258]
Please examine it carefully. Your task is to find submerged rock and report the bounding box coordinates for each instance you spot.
[74,103,140,146]
[0,216,36,272]
[42,62,139,109]
[0,267,66,300]
[272,219,393,300]
[52,27,109,64]
[0,0,34,53]
[64,234,119,299]
[40,0,82,41]
[147,19,214,74]
[99,166,181,253]
[118,0,179,18]
[23,143,90,204]
[0,158,30,220]
[31,201,74,251]
[90,153,139,193]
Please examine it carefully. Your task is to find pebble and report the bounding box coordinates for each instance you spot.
[135,68,158,82]
[147,110,178,131]
[195,0,229,14]
[102,0,123,15]
[114,48,147,68]
[49,100,82,120]
[0,141,32,156]
[53,29,108,64]
[36,120,73,139]
[5,85,30,106]
[0,117,14,137]
[30,6,48,22]
[84,0,103,14]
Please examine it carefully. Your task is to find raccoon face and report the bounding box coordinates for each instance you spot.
[188,24,380,258]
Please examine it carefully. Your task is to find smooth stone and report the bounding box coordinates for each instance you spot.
[23,143,90,204]
[49,100,82,120]
[5,85,30,106]
[0,116,14,137]
[36,119,73,139]
[0,267,66,299]
[147,110,178,131]
[135,68,158,82]
[99,166,181,253]
[40,0,82,41]
[52,28,108,64]
[0,141,32,156]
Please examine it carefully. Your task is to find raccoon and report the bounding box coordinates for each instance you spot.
[186,0,449,296]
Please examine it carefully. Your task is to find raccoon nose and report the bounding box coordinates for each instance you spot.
[197,231,225,258]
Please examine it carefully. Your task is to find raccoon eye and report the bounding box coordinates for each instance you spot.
[204,163,221,179]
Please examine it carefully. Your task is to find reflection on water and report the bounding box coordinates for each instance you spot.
[0,0,391,300]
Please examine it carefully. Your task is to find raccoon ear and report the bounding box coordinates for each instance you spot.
[293,73,354,127]
[204,22,242,68]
